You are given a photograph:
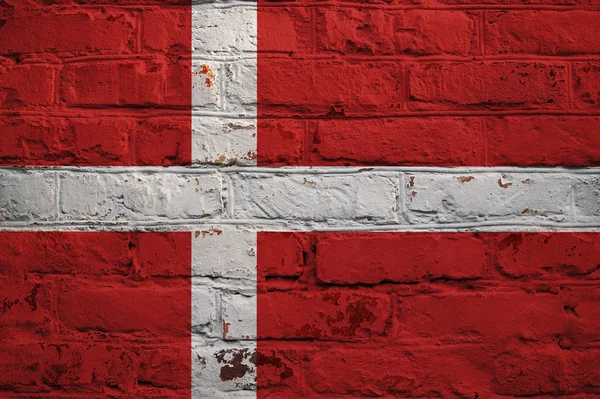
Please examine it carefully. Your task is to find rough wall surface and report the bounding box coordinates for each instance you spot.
[1,0,600,397]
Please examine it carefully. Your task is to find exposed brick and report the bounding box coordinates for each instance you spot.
[258,59,404,115]
[0,64,54,108]
[485,11,600,55]
[399,291,568,342]
[258,232,305,278]
[258,8,312,53]
[495,233,600,280]
[308,117,485,166]
[316,9,477,56]
[258,291,392,340]
[0,10,135,55]
[408,62,568,110]
[573,62,600,109]
[60,60,168,107]
[58,279,190,335]
[487,116,600,167]
[316,233,488,284]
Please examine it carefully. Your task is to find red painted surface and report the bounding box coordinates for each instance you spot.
[0,2,191,166]
[257,232,600,397]
[0,232,191,397]
[257,6,600,166]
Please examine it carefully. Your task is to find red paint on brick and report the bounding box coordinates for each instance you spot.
[257,6,600,166]
[257,232,600,398]
[0,232,191,396]
[0,3,191,166]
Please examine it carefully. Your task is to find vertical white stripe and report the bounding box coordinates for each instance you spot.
[192,3,257,167]
[192,228,257,398]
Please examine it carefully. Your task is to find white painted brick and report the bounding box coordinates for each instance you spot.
[193,62,221,110]
[406,172,574,223]
[193,283,216,328]
[192,227,257,280]
[222,293,256,341]
[0,170,56,221]
[225,60,257,113]
[574,176,600,218]
[232,173,399,223]
[59,172,222,221]
[192,340,256,392]
[192,6,256,55]
[192,117,257,166]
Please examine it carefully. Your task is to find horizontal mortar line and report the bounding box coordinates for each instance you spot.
[193,2,257,9]
[1,220,600,232]
[5,109,600,118]
[2,166,600,174]
[0,110,256,118]
[260,110,600,117]
[258,53,600,62]
[259,2,588,10]
[192,55,257,62]
[11,54,194,65]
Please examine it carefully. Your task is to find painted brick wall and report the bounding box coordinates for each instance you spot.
[1,0,600,398]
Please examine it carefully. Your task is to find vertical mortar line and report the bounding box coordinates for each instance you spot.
[136,10,143,54]
[223,172,235,219]
[311,6,317,55]
[567,62,574,109]
[54,171,60,221]
[220,61,227,111]
[483,116,488,166]
[398,173,408,224]
[402,62,409,112]
[478,11,485,57]
[569,177,577,223]
[303,120,311,165]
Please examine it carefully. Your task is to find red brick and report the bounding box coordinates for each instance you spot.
[0,10,135,56]
[308,117,485,166]
[136,232,191,277]
[59,60,168,107]
[495,233,600,279]
[257,291,391,340]
[440,0,575,4]
[0,278,53,340]
[491,347,600,396]
[57,279,190,335]
[256,119,304,166]
[316,9,477,56]
[258,59,404,115]
[256,346,301,391]
[399,291,568,342]
[305,347,416,395]
[138,346,191,389]
[258,8,312,53]
[316,233,488,284]
[258,232,305,277]
[408,62,568,110]
[0,117,132,166]
[0,64,54,108]
[487,116,600,167]
[142,9,192,53]
[573,62,600,109]
[0,232,133,276]
[485,11,600,56]
[135,117,192,166]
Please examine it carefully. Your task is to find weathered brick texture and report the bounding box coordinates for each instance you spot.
[1,0,600,398]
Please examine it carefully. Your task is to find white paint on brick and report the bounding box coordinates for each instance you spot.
[0,170,56,222]
[232,173,400,223]
[192,117,257,166]
[225,60,257,114]
[406,172,574,223]
[192,5,257,56]
[192,228,257,396]
[222,293,257,341]
[192,227,257,280]
[58,172,223,221]
[193,61,221,110]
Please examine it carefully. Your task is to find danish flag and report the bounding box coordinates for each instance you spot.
[1,1,599,398]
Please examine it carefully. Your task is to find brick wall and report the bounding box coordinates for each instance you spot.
[1,0,599,397]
